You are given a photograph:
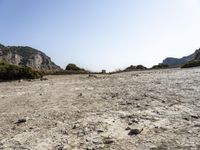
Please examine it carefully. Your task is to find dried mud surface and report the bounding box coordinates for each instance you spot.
[0,68,200,150]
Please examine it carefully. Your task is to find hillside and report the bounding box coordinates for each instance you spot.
[162,48,200,67]
[0,44,61,73]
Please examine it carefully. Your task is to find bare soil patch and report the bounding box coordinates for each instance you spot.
[0,68,200,149]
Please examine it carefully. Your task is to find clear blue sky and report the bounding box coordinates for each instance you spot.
[1,0,200,71]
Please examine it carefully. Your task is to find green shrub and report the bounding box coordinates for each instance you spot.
[152,64,169,69]
[136,65,147,70]
[181,60,200,68]
[125,65,136,71]
[65,63,83,71]
[0,62,43,80]
[124,65,147,71]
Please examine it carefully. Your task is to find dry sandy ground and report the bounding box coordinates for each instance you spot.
[0,68,200,150]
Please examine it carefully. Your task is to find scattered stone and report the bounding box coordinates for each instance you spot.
[11,126,16,130]
[126,102,133,105]
[183,117,190,121]
[18,79,23,83]
[162,100,166,103]
[72,123,80,129]
[40,77,48,81]
[125,127,131,130]
[79,93,83,97]
[194,124,200,127]
[136,104,141,108]
[128,122,132,125]
[128,128,143,136]
[15,118,27,125]
[96,129,104,133]
[92,139,103,145]
[77,130,86,137]
[55,143,64,150]
[103,137,114,144]
[191,115,199,119]
[119,102,126,105]
[88,74,97,78]
[130,118,139,124]
[111,92,119,98]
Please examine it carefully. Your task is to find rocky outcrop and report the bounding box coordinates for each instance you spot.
[0,44,61,73]
[162,49,200,67]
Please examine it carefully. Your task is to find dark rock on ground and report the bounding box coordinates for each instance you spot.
[128,128,143,136]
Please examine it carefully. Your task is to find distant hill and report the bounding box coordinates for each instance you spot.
[162,48,200,67]
[0,43,61,73]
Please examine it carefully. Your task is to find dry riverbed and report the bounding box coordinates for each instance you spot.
[0,68,200,150]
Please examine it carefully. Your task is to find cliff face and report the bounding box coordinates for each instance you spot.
[162,49,200,67]
[0,44,61,72]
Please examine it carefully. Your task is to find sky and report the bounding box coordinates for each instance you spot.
[1,0,200,71]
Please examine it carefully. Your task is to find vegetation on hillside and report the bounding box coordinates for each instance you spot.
[65,63,83,71]
[151,64,169,69]
[52,63,89,75]
[181,60,200,68]
[124,65,147,71]
[0,62,43,80]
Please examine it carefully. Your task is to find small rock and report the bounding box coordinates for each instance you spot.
[103,138,114,144]
[125,127,131,130]
[188,130,193,133]
[128,128,143,136]
[72,123,80,129]
[15,118,27,125]
[55,143,64,150]
[18,79,23,83]
[40,77,48,81]
[111,92,119,98]
[162,100,166,103]
[194,124,200,127]
[183,117,190,121]
[130,118,139,124]
[96,129,104,133]
[88,74,97,78]
[136,104,141,108]
[128,122,132,125]
[191,115,199,119]
[92,139,102,144]
[11,126,16,130]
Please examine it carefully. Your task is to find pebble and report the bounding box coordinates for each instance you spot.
[15,118,27,124]
[128,128,143,136]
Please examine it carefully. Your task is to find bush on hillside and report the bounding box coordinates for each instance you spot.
[0,62,43,80]
[152,64,169,69]
[65,63,84,71]
[136,65,147,70]
[181,60,200,68]
[124,65,147,71]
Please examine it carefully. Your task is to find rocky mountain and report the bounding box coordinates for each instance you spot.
[0,43,61,72]
[162,48,200,67]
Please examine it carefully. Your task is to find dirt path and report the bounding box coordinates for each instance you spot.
[0,68,200,150]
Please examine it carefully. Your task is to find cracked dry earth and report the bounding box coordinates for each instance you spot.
[0,68,200,150]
